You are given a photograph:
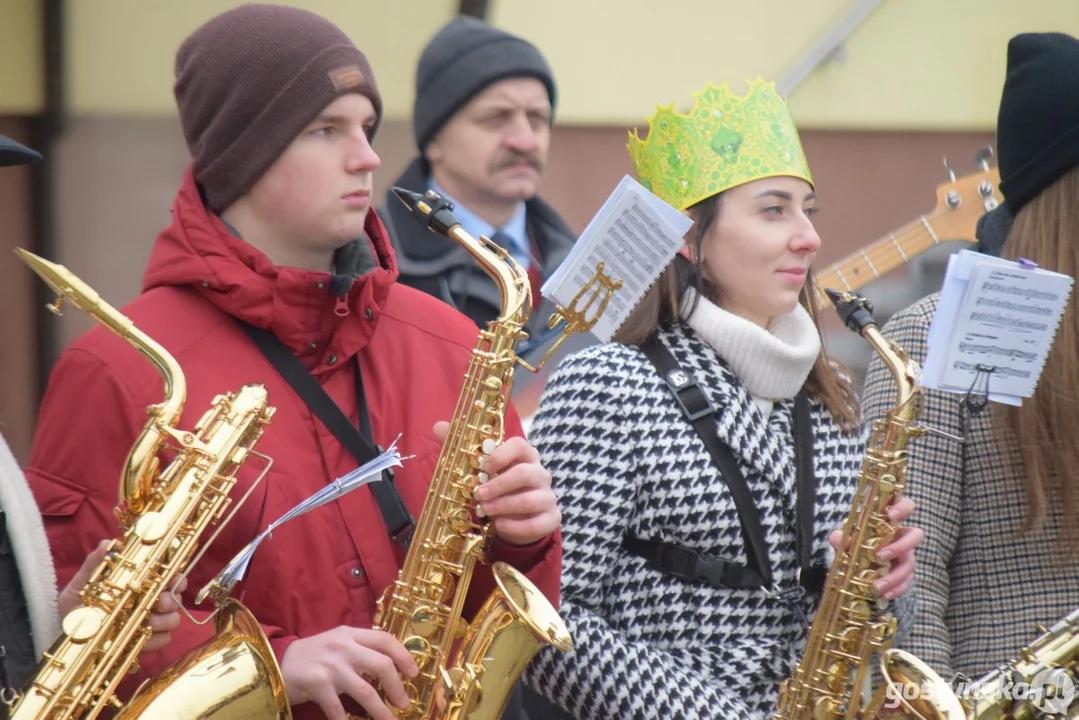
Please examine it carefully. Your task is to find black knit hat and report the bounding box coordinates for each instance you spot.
[997,32,1079,213]
[413,16,556,152]
[973,32,1079,257]
[174,4,382,212]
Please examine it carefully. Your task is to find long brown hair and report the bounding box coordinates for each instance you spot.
[614,192,860,429]
[992,164,1079,554]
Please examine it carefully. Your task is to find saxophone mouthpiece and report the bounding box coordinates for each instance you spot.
[391,187,460,236]
[14,247,102,313]
[824,288,878,336]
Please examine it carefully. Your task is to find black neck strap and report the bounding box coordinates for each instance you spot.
[238,322,415,549]
[629,335,822,593]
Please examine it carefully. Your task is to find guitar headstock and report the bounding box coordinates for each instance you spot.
[929,146,1003,243]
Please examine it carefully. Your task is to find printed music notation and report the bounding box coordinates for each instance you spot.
[967,312,1048,332]
[542,175,691,342]
[952,361,1032,379]
[956,343,1038,361]
[923,250,1073,403]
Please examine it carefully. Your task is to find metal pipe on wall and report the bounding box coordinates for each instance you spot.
[30,0,66,407]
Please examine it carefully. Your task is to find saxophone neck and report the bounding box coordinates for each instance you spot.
[863,325,921,418]
[825,288,920,421]
[119,337,187,517]
[15,248,187,515]
[390,188,530,324]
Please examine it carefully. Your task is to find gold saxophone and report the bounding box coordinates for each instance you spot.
[7,249,290,719]
[960,607,1079,718]
[773,289,965,720]
[373,188,618,720]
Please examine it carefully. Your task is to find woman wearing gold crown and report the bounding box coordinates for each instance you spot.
[520,79,924,718]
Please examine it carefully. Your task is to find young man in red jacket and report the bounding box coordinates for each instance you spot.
[24,6,562,720]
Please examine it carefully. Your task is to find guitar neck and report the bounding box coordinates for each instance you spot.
[812,214,946,303]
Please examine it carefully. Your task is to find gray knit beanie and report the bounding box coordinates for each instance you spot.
[413,16,556,152]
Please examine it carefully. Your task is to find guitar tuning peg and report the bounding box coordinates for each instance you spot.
[974,145,994,171]
[942,156,956,182]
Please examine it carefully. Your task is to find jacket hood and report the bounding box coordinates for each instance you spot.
[142,165,399,361]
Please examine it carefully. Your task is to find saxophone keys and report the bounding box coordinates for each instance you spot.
[448,508,473,533]
[481,438,497,455]
[409,606,440,637]
[61,606,107,642]
[133,511,169,543]
[403,636,429,654]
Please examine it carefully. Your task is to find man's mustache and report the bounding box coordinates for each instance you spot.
[490,151,544,173]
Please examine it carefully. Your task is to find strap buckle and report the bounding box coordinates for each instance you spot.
[771,567,808,604]
[650,544,729,586]
[770,581,809,630]
[390,523,414,549]
[664,369,714,423]
[772,585,807,605]
[651,542,696,577]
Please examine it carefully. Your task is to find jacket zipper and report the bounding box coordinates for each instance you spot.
[334,294,350,317]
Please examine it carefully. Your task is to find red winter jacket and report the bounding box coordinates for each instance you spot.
[24,167,561,717]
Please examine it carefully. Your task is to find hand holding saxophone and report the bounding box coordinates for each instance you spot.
[827,497,925,601]
[55,539,188,653]
[279,627,419,720]
[432,421,560,546]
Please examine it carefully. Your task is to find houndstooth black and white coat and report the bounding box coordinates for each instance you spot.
[522,319,870,720]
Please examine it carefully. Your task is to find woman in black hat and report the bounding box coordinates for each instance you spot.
[863,31,1079,686]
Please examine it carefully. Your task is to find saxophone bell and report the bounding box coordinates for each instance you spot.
[437,563,573,720]
[114,599,289,719]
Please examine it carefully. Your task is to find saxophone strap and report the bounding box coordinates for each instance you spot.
[628,335,824,594]
[239,322,416,549]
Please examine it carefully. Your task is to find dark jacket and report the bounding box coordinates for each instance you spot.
[0,435,60,699]
[381,158,577,342]
[25,166,562,720]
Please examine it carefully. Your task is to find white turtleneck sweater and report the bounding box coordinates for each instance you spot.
[681,290,821,417]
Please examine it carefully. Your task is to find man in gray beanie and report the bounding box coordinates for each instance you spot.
[382,16,577,349]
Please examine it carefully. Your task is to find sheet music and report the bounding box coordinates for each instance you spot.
[542,175,692,342]
[923,250,1072,403]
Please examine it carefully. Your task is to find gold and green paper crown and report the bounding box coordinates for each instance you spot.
[628,77,813,211]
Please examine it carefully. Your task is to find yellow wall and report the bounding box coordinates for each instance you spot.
[0,0,43,114]
[494,0,1079,130]
[2,0,1079,127]
[67,0,457,117]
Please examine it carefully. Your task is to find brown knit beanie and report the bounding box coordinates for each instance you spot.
[174,4,382,212]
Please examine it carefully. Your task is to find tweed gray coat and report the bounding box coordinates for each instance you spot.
[863,292,1079,683]
[521,323,877,719]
